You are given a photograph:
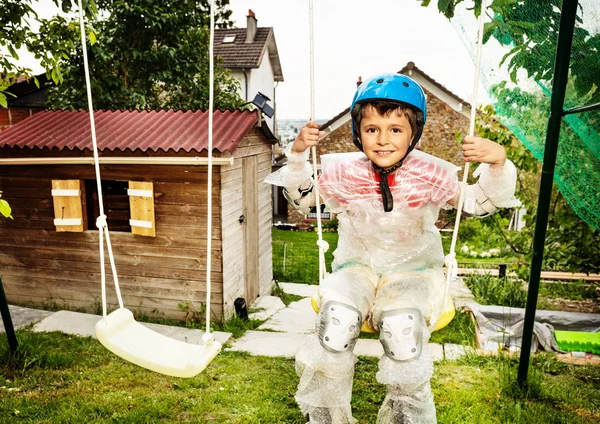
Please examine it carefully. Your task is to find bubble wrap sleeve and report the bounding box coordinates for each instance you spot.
[263,144,313,187]
[463,159,522,216]
[263,144,317,214]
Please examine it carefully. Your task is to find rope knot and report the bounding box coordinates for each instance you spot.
[202,332,215,344]
[316,239,329,252]
[444,252,458,281]
[96,214,108,229]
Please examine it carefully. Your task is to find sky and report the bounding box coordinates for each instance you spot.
[226,0,483,119]
[21,0,487,120]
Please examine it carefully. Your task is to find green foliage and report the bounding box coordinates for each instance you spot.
[46,0,243,111]
[464,274,527,307]
[272,228,339,284]
[0,190,13,219]
[3,330,600,422]
[0,0,96,102]
[473,106,600,276]
[421,2,600,274]
[539,280,598,301]
[271,281,304,306]
[429,308,476,346]
[321,217,339,231]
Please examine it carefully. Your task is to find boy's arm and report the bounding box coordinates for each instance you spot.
[280,144,318,214]
[264,122,325,214]
[448,136,521,216]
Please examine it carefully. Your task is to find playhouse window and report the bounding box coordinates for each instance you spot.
[85,180,131,232]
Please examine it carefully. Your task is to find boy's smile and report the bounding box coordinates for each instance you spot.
[359,106,413,170]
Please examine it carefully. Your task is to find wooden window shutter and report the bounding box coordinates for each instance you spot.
[51,180,84,232]
[127,181,155,237]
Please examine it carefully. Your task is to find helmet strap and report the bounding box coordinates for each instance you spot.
[369,128,423,213]
[372,161,403,212]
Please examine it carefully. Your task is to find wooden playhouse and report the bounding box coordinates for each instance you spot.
[0,109,276,321]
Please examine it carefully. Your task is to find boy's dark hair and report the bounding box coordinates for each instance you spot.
[351,100,425,142]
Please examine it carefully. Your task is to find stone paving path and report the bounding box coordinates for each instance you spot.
[1,281,474,361]
[226,282,474,361]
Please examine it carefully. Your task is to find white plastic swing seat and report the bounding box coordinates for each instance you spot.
[95,307,221,378]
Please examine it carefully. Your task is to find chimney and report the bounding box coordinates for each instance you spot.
[246,10,257,43]
[356,76,362,88]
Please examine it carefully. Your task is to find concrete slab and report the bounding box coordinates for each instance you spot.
[258,298,316,334]
[33,310,100,337]
[444,343,475,360]
[355,339,383,357]
[278,282,317,298]
[0,305,53,332]
[354,341,444,361]
[226,330,309,358]
[32,310,231,345]
[429,343,445,362]
[249,296,286,321]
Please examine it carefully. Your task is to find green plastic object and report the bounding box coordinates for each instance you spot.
[554,330,600,355]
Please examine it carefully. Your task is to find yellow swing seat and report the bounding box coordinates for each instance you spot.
[310,291,455,333]
[95,308,221,378]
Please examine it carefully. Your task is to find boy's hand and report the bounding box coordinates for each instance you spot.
[462,136,506,168]
[291,121,325,154]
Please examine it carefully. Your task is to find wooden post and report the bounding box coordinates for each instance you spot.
[0,276,18,353]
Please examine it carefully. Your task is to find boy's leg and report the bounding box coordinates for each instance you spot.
[371,271,440,424]
[296,267,376,424]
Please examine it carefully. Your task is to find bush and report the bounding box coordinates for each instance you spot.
[464,274,527,308]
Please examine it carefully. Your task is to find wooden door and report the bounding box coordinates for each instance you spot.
[242,156,259,303]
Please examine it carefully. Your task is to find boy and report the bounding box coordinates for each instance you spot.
[265,73,520,423]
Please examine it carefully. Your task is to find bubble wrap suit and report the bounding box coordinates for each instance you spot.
[265,147,520,424]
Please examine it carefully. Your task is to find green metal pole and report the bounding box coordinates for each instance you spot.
[517,0,579,387]
[0,277,18,353]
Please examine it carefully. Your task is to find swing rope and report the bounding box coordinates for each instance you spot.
[77,0,217,340]
[203,0,216,343]
[307,0,489,307]
[76,0,123,317]
[308,0,328,284]
[443,0,488,302]
[77,1,221,377]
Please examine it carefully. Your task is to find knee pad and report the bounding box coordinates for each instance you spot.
[379,308,423,361]
[318,301,362,353]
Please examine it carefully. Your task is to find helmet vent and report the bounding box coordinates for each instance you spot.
[403,82,409,87]
[376,78,384,83]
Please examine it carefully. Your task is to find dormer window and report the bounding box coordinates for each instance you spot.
[222,35,236,43]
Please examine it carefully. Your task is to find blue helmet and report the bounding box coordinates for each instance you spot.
[350,73,427,152]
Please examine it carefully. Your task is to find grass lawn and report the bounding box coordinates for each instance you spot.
[2,331,599,423]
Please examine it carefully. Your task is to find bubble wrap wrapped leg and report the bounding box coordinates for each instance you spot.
[372,272,438,424]
[296,267,377,424]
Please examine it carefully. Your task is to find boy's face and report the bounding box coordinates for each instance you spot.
[359,105,413,170]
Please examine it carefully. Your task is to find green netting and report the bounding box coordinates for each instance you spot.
[450,0,600,231]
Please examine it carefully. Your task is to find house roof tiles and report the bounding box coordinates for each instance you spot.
[0,109,260,154]
[214,27,283,81]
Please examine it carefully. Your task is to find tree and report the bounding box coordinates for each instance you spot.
[1,0,240,110]
[46,0,242,110]
[0,0,98,107]
[421,0,600,275]
[475,106,600,276]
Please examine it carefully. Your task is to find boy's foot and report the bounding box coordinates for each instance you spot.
[305,407,332,424]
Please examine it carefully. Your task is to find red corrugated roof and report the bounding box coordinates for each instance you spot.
[0,109,259,153]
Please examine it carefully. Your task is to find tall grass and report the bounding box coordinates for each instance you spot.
[464,274,527,307]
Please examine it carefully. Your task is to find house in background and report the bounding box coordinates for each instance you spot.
[285,61,473,227]
[214,9,284,134]
[0,74,50,132]
[2,9,284,136]
[0,109,277,321]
